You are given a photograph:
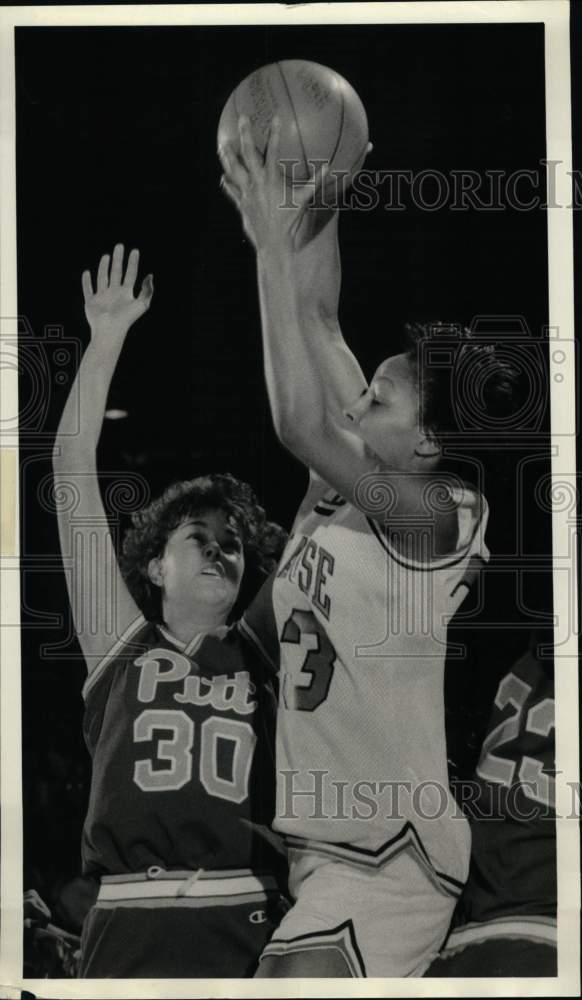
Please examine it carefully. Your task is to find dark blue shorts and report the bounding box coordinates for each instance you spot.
[79,896,287,977]
[425,923,557,978]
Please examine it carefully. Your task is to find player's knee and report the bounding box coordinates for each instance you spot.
[255,947,353,977]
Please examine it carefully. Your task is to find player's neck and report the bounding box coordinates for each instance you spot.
[162,601,227,645]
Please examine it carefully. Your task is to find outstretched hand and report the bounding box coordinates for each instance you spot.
[23,889,51,929]
[218,116,327,254]
[82,244,153,335]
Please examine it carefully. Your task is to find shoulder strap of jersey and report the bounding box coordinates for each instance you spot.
[82,614,147,701]
[292,469,338,533]
[367,486,490,572]
[454,487,490,558]
[238,571,279,674]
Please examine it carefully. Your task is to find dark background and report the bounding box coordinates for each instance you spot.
[16,21,554,932]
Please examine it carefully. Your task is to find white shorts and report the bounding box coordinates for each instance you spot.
[259,848,458,977]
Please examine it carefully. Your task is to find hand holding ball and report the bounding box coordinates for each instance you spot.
[217,60,369,197]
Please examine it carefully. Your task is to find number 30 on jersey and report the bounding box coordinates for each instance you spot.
[133,710,256,801]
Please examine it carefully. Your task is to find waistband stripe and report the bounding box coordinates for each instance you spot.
[284,823,463,899]
[444,917,557,951]
[101,867,264,884]
[95,893,273,911]
[98,873,278,902]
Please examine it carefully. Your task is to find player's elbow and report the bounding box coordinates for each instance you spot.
[52,435,74,467]
[52,436,93,474]
[52,436,68,470]
[275,411,333,471]
[272,411,296,448]
[272,406,314,452]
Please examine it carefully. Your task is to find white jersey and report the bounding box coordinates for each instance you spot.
[270,479,489,898]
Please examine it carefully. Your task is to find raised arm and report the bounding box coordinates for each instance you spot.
[219,119,374,503]
[52,245,153,669]
[292,210,369,424]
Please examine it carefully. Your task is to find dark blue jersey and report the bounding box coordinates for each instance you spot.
[459,645,555,923]
[81,615,281,879]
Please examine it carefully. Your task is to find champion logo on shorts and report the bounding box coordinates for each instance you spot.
[250,909,267,924]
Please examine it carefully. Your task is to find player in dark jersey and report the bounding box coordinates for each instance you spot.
[425,630,556,976]
[52,245,287,977]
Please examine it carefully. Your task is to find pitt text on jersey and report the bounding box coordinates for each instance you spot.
[135,648,257,714]
[131,647,258,800]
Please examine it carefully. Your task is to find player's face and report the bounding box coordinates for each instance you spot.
[154,509,245,617]
[344,354,438,470]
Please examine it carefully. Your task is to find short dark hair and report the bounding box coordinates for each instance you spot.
[120,472,287,621]
[403,321,522,442]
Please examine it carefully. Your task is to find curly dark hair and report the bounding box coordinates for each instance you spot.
[403,321,523,443]
[119,472,287,622]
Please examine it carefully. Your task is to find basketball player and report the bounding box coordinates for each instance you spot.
[219,118,520,977]
[52,245,287,977]
[425,630,556,977]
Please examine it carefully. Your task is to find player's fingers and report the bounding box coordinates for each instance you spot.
[238,116,262,178]
[96,253,110,291]
[81,270,94,302]
[123,248,140,291]
[266,116,282,183]
[314,161,329,193]
[296,163,329,209]
[23,890,51,920]
[220,174,242,208]
[110,243,124,286]
[137,273,154,309]
[217,142,249,191]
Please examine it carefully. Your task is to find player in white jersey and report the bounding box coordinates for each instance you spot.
[220,118,520,977]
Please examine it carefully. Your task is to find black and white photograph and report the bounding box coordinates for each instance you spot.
[0,2,579,996]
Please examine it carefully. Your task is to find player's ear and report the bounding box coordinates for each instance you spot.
[414,429,441,461]
[147,557,164,588]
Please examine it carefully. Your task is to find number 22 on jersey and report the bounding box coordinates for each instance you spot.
[476,671,555,809]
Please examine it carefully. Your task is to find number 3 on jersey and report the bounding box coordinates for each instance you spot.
[280,609,336,711]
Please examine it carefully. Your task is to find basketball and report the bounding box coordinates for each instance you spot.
[217,60,369,194]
